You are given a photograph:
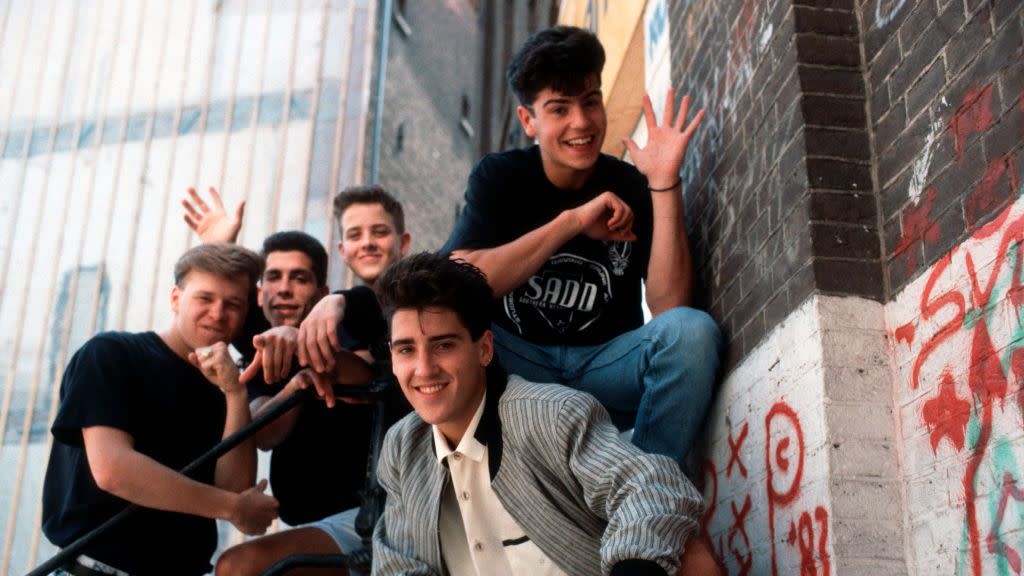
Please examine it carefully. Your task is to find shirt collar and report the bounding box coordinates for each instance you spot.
[433,391,487,464]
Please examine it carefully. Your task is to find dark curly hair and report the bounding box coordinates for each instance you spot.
[261,231,329,287]
[376,252,493,341]
[506,25,605,108]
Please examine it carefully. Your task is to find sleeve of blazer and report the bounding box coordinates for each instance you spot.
[371,427,440,576]
[552,391,704,575]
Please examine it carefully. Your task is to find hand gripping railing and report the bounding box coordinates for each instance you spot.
[27,375,396,576]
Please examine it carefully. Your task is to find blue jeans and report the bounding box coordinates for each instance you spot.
[492,307,722,466]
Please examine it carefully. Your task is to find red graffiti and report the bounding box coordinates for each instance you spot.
[987,472,1024,574]
[894,187,939,274]
[921,372,971,453]
[1014,348,1024,422]
[950,84,995,163]
[966,155,1020,230]
[906,199,1024,575]
[766,401,806,576]
[727,421,749,478]
[786,506,831,576]
[728,495,753,576]
[894,322,916,346]
[910,253,966,390]
[701,458,722,560]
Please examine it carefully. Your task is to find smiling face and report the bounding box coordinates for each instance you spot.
[338,203,411,285]
[516,74,606,189]
[169,269,249,351]
[389,307,492,445]
[258,250,327,328]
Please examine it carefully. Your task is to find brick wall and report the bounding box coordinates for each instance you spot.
[669,0,1024,573]
[669,0,891,368]
[671,0,816,367]
[864,1,1024,574]
[864,0,1024,297]
[367,0,480,254]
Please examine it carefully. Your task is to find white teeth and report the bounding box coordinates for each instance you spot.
[419,384,444,394]
[566,137,592,146]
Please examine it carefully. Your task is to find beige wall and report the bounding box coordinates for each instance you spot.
[0,1,376,572]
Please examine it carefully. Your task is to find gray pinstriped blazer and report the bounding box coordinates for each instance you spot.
[372,373,704,575]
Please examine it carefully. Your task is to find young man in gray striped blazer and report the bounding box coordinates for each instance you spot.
[366,252,719,575]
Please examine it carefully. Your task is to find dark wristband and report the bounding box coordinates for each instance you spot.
[648,178,682,192]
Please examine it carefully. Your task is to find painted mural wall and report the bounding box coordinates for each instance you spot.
[889,189,1024,576]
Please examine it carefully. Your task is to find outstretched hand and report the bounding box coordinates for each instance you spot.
[182,186,245,244]
[623,88,705,190]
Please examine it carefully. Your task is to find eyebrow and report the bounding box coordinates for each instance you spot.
[390,333,462,347]
[541,89,602,109]
[195,290,244,306]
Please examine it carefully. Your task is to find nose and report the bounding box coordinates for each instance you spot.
[208,300,225,321]
[569,104,590,129]
[414,350,439,378]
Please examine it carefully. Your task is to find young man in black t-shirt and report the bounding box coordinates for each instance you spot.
[442,26,723,468]
[42,243,279,576]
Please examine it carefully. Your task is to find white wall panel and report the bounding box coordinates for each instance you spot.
[3,2,377,570]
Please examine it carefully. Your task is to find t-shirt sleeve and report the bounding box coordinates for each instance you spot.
[335,285,386,350]
[441,156,502,253]
[51,335,137,447]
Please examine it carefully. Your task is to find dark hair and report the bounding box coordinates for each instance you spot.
[174,243,264,288]
[261,231,329,287]
[376,252,493,341]
[506,25,605,108]
[333,185,406,235]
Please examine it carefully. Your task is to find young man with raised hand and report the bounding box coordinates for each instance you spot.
[369,252,719,575]
[42,243,279,576]
[442,26,722,467]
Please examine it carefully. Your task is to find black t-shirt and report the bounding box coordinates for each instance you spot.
[246,285,386,525]
[42,331,226,576]
[442,145,653,346]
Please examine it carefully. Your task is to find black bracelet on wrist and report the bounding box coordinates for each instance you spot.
[648,178,682,192]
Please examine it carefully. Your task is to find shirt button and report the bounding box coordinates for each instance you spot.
[461,491,470,501]
[473,541,483,551]
[452,452,463,461]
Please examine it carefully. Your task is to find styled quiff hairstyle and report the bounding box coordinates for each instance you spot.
[173,243,264,289]
[506,25,605,108]
[333,185,406,235]
[261,231,329,288]
[376,252,493,341]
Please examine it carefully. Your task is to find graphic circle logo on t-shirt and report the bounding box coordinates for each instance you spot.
[503,253,613,335]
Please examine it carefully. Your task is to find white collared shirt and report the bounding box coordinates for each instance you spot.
[433,393,566,576]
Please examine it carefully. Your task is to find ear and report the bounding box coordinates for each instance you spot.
[478,330,494,367]
[171,285,182,314]
[337,240,351,261]
[516,105,536,139]
[256,284,265,308]
[399,232,412,256]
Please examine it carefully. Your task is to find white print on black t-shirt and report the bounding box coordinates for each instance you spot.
[503,253,614,335]
[606,240,632,276]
